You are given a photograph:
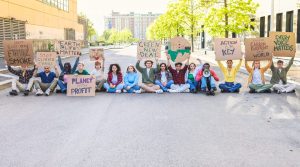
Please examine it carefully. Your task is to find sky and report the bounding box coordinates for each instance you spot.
[77,0,171,34]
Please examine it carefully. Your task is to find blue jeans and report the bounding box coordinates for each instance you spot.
[104,83,124,93]
[124,84,140,93]
[201,76,216,91]
[57,80,67,92]
[155,80,174,92]
[187,79,199,91]
[219,82,242,92]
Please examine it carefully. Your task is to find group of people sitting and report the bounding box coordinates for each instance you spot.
[6,52,296,96]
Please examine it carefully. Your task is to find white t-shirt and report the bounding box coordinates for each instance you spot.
[252,69,262,85]
[146,68,150,77]
[161,72,167,83]
[91,69,105,81]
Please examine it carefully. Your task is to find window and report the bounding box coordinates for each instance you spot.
[267,15,271,37]
[37,0,69,12]
[276,13,283,32]
[260,16,265,37]
[286,11,293,32]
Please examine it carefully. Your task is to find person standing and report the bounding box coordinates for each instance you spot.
[217,59,242,93]
[271,57,296,93]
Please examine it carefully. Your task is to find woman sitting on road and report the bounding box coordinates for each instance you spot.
[185,58,203,93]
[104,64,124,93]
[154,63,174,92]
[123,65,141,93]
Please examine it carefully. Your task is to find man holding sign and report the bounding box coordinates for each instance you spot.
[34,65,59,96]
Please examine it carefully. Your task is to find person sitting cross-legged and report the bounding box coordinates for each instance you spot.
[217,59,242,93]
[154,63,174,92]
[34,65,59,96]
[103,64,124,93]
[271,57,296,93]
[6,61,36,96]
[245,60,273,93]
[123,65,141,93]
[195,63,219,95]
[75,62,89,75]
[91,61,106,92]
[136,58,163,93]
[167,54,190,93]
[185,58,203,93]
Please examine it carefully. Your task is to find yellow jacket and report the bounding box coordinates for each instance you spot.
[245,60,272,85]
[217,60,242,83]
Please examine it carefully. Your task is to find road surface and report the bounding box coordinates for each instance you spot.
[0,46,299,167]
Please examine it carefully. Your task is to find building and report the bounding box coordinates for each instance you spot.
[0,0,84,57]
[256,0,300,45]
[104,11,160,40]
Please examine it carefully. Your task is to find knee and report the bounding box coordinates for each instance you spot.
[154,80,160,84]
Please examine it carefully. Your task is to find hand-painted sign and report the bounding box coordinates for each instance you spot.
[55,40,81,56]
[214,38,242,61]
[166,37,191,62]
[4,40,34,66]
[36,52,57,67]
[269,32,296,57]
[67,75,96,96]
[137,40,161,60]
[244,38,273,61]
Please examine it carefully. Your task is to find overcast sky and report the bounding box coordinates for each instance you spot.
[77,0,171,34]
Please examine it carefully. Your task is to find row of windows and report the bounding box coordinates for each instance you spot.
[260,10,300,43]
[37,0,69,12]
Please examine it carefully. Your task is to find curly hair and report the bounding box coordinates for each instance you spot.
[108,63,121,74]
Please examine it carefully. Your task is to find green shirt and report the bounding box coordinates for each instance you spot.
[75,69,89,75]
[188,73,194,82]
[270,57,294,85]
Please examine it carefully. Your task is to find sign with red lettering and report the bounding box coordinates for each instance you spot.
[67,75,96,97]
[214,38,242,61]
[3,40,34,66]
[245,38,273,61]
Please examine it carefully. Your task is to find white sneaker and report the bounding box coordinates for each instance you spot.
[134,89,142,94]
[184,89,190,93]
[116,90,121,93]
[155,89,163,94]
[123,90,127,93]
[36,89,44,96]
[45,89,51,96]
[168,89,178,93]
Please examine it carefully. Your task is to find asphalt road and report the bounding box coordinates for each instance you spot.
[0,46,299,167]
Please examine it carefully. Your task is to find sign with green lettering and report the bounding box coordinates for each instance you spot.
[270,32,296,57]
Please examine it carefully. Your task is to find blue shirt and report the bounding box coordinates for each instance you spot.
[37,72,57,83]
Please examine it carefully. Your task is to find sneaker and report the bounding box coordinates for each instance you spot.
[249,89,256,93]
[134,89,142,94]
[123,89,127,93]
[36,89,44,96]
[155,89,163,94]
[45,89,51,96]
[168,89,178,93]
[277,90,282,94]
[9,90,18,96]
[24,90,30,96]
[116,90,121,93]
[264,89,272,93]
[184,89,190,93]
[212,87,217,91]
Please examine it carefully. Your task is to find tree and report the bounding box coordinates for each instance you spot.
[204,0,259,38]
[78,13,97,42]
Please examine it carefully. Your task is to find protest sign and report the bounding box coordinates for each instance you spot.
[55,40,81,56]
[137,40,161,60]
[166,37,191,62]
[214,38,242,61]
[3,40,34,66]
[90,48,104,61]
[244,38,273,61]
[36,52,57,67]
[269,32,296,57]
[67,75,96,97]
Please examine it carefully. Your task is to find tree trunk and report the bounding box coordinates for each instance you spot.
[224,0,229,38]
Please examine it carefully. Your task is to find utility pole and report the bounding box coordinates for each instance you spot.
[224,0,229,38]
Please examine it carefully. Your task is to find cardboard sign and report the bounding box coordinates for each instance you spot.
[244,38,273,61]
[137,40,161,60]
[55,40,81,56]
[90,48,104,61]
[36,52,57,67]
[3,40,34,66]
[269,32,296,57]
[67,75,96,97]
[166,37,191,62]
[214,38,242,61]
